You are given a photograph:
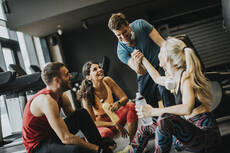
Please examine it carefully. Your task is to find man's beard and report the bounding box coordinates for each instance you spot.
[122,31,135,45]
[60,80,71,91]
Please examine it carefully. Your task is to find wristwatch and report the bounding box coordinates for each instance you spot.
[117,101,121,106]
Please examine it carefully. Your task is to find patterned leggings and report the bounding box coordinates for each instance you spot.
[129,112,221,153]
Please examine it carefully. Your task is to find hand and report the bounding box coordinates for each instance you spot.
[110,102,120,112]
[115,123,129,138]
[131,49,144,64]
[135,104,155,118]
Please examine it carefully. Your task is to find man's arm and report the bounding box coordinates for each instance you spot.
[117,44,146,75]
[39,95,99,152]
[148,28,165,47]
[127,28,165,75]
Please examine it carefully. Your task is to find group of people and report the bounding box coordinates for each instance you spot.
[22,12,221,153]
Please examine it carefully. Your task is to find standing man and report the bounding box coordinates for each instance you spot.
[22,62,113,153]
[108,13,174,108]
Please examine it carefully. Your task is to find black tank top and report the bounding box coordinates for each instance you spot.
[174,71,201,108]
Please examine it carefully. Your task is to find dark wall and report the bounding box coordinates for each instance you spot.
[61,20,138,98]
[60,0,221,99]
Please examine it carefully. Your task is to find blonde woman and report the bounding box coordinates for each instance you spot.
[130,37,221,153]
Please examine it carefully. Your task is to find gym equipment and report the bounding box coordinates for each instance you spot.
[30,65,41,73]
[8,64,26,77]
[0,71,17,146]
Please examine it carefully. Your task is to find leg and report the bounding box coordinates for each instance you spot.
[116,102,138,143]
[127,122,138,144]
[139,75,159,107]
[155,113,205,153]
[172,136,183,152]
[98,127,114,139]
[33,137,92,153]
[129,120,157,153]
[126,102,138,143]
[64,108,102,145]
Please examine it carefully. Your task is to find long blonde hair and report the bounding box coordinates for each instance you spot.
[162,37,212,107]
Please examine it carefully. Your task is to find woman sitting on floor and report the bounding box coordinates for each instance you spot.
[129,37,221,153]
[77,61,138,145]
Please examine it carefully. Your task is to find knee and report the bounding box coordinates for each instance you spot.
[73,108,88,116]
[98,127,114,139]
[157,113,175,131]
[126,102,138,123]
[126,101,135,111]
[78,108,91,118]
[78,108,88,114]
[75,108,92,121]
[159,113,172,119]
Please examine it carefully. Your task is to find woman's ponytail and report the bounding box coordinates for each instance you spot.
[184,47,212,107]
[77,79,96,107]
[77,61,98,107]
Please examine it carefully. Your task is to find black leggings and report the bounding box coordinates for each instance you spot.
[33,108,102,153]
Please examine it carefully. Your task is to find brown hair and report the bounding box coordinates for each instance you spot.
[108,13,128,30]
[41,62,64,85]
[77,61,98,107]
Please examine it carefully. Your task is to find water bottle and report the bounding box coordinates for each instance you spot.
[135,92,153,126]
[101,100,120,123]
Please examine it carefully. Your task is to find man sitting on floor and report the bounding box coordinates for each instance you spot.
[22,62,114,153]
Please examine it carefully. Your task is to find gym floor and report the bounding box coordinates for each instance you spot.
[1,95,230,153]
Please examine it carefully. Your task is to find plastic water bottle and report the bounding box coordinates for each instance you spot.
[135,92,153,126]
[101,99,120,123]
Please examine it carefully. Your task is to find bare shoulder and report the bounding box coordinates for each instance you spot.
[32,94,48,105]
[103,76,113,82]
[31,94,57,116]
[34,94,57,108]
[36,94,53,102]
[103,76,114,85]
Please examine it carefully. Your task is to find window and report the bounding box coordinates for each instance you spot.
[0,0,47,139]
[2,47,15,70]
[0,0,6,21]
[0,96,11,137]
[0,25,9,38]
